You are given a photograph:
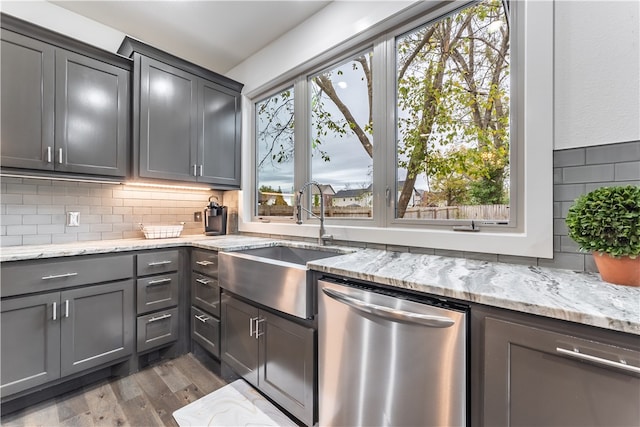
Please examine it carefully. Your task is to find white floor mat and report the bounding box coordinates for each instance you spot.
[172,379,298,427]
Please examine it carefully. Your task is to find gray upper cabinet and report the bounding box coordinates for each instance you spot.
[55,50,129,176]
[0,29,55,170]
[119,37,243,189]
[0,15,131,178]
[198,79,241,187]
[139,56,198,182]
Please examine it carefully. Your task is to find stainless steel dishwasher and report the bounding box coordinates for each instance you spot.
[318,278,468,427]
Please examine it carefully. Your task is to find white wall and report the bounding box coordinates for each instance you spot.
[554,0,640,149]
[0,0,124,53]
[227,1,415,94]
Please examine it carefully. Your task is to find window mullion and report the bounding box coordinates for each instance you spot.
[293,76,310,209]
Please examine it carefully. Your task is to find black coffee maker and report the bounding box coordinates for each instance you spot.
[204,196,228,236]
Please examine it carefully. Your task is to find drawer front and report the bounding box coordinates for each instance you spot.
[192,250,218,277]
[192,306,220,358]
[1,254,134,297]
[136,272,179,314]
[136,307,179,353]
[192,273,220,317]
[137,250,180,276]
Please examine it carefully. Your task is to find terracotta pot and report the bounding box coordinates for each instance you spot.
[592,252,640,287]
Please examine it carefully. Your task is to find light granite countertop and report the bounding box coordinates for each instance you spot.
[1,235,639,335]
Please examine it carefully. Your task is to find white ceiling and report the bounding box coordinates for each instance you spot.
[50,0,332,74]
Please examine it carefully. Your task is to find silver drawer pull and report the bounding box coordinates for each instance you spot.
[148,313,172,323]
[196,260,215,266]
[196,278,211,285]
[65,300,69,318]
[195,314,210,323]
[147,278,172,285]
[42,272,78,280]
[52,302,57,321]
[148,260,172,266]
[556,347,640,374]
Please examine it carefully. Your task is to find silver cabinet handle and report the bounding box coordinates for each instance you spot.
[148,313,171,323]
[249,316,259,337]
[196,278,211,285]
[198,165,203,176]
[322,287,455,328]
[254,318,265,338]
[147,278,172,285]
[148,260,172,266]
[64,300,69,318]
[196,260,215,266]
[58,148,63,164]
[193,164,197,176]
[195,314,209,323]
[52,302,57,321]
[47,146,52,163]
[42,272,78,280]
[556,347,640,374]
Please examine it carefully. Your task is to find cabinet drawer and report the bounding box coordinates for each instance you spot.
[136,272,179,314]
[136,307,179,353]
[192,273,220,317]
[1,254,134,297]
[192,306,220,358]
[192,250,218,276]
[137,250,179,276]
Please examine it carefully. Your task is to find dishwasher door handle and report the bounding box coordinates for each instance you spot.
[322,287,455,328]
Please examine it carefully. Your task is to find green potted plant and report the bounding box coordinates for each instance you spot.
[566,185,640,286]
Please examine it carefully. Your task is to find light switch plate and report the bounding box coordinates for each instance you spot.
[67,212,80,227]
[194,211,202,222]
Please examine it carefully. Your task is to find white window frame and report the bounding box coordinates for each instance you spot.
[241,0,553,258]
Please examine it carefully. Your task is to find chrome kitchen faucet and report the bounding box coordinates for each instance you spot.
[295,181,333,245]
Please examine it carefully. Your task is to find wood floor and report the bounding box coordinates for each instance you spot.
[1,354,228,427]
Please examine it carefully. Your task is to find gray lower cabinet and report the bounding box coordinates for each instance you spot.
[135,250,181,353]
[483,316,640,426]
[191,249,221,358]
[221,294,315,426]
[0,280,134,397]
[1,292,61,397]
[0,16,130,177]
[60,281,134,377]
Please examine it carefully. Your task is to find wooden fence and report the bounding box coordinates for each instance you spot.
[258,204,508,220]
[404,205,509,220]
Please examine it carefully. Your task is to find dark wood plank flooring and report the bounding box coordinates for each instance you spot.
[1,354,228,427]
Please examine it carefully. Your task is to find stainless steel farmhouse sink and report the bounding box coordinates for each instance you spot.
[218,245,345,319]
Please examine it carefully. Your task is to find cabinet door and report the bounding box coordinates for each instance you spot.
[55,50,129,176]
[197,79,241,187]
[139,56,198,181]
[60,280,134,377]
[0,29,55,170]
[259,311,315,426]
[0,293,61,397]
[484,317,640,426]
[221,294,259,386]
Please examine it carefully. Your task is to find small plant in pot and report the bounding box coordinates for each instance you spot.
[566,185,640,286]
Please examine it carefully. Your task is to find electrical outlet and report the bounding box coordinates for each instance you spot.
[67,212,80,227]
[194,211,202,222]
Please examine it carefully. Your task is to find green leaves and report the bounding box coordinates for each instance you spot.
[566,185,640,258]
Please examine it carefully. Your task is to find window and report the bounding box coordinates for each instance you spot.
[255,87,295,217]
[246,0,552,257]
[309,50,374,219]
[395,1,511,222]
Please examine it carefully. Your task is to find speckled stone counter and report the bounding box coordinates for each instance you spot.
[2,235,638,335]
[308,249,640,335]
